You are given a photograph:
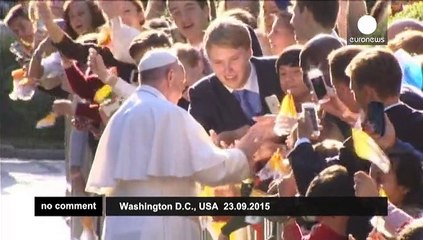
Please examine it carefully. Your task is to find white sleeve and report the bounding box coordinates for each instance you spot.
[112,77,136,99]
[192,148,250,186]
[182,112,251,186]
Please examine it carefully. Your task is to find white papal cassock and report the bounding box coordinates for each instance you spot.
[86,85,251,240]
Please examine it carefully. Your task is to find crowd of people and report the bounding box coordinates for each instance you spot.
[2,0,423,240]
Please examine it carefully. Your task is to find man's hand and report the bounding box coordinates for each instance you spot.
[36,1,54,23]
[369,163,384,186]
[253,141,283,162]
[70,166,86,195]
[209,125,249,147]
[236,119,280,161]
[253,114,280,141]
[97,1,122,20]
[87,48,111,82]
[320,91,359,126]
[297,113,318,140]
[363,114,396,151]
[277,172,298,197]
[52,99,76,116]
[354,171,379,197]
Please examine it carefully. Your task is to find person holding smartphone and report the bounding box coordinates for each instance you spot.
[346,48,423,152]
[299,34,351,142]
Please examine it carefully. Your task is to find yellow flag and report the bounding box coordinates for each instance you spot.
[94,85,112,104]
[36,112,57,129]
[269,148,281,171]
[351,128,390,173]
[279,91,297,118]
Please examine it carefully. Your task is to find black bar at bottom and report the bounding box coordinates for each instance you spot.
[106,197,387,216]
[35,196,103,216]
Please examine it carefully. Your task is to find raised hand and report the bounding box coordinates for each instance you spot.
[276,172,298,197]
[362,114,396,151]
[36,1,53,23]
[297,112,318,140]
[97,1,122,20]
[320,90,359,126]
[87,48,109,82]
[354,171,379,197]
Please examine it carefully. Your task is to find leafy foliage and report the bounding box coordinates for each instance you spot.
[389,1,423,23]
[0,24,64,149]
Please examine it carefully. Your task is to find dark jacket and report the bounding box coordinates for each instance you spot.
[189,57,282,133]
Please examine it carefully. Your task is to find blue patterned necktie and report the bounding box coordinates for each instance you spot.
[233,90,262,120]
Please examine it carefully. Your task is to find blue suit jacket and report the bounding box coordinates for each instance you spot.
[189,57,283,133]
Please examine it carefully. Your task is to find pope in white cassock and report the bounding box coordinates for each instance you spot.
[85,49,269,240]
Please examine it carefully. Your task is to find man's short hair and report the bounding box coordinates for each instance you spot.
[306,165,355,197]
[173,43,202,68]
[296,0,339,29]
[218,0,260,19]
[221,8,257,29]
[346,48,403,99]
[129,30,172,61]
[388,30,423,55]
[143,17,171,31]
[204,17,251,52]
[300,34,343,86]
[275,45,302,74]
[300,34,343,71]
[328,46,365,86]
[275,10,294,31]
[4,4,29,27]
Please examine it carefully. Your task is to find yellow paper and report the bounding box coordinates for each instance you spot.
[269,148,282,171]
[36,112,57,129]
[279,91,297,118]
[379,188,386,197]
[269,149,290,174]
[351,128,390,173]
[18,77,30,86]
[94,85,112,104]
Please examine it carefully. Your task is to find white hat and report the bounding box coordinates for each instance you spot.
[138,49,178,72]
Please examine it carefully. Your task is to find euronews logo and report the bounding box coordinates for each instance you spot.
[348,15,387,45]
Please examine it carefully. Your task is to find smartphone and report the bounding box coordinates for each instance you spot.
[265,95,280,114]
[307,68,328,101]
[302,102,320,137]
[367,101,385,136]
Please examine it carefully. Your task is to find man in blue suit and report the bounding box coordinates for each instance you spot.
[189,17,283,239]
[189,17,282,141]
